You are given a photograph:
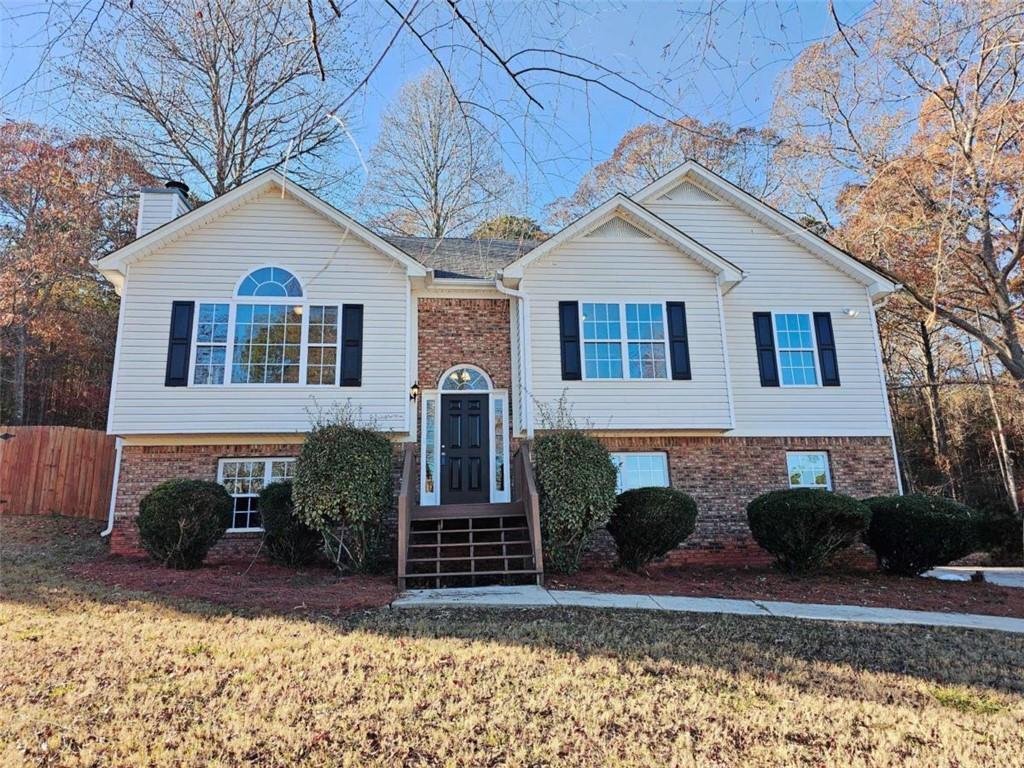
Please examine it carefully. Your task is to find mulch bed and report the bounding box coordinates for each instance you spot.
[549,562,1024,618]
[71,557,397,616]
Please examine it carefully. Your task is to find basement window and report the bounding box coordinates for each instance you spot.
[611,452,670,493]
[217,458,296,531]
[786,451,831,490]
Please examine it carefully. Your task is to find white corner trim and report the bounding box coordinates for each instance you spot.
[866,285,905,494]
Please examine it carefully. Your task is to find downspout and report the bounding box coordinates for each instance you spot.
[495,275,534,438]
[101,437,123,537]
[868,285,905,495]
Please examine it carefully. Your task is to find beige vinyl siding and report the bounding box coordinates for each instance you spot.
[110,189,410,435]
[524,233,732,430]
[648,197,891,436]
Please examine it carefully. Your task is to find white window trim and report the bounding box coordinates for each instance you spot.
[785,451,832,490]
[771,311,821,388]
[217,456,297,532]
[611,451,670,493]
[189,298,345,388]
[578,300,671,381]
[420,365,511,506]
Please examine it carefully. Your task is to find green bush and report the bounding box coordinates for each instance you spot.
[258,481,323,567]
[864,494,981,575]
[607,487,698,571]
[746,488,870,573]
[136,479,233,569]
[292,424,393,572]
[533,430,618,573]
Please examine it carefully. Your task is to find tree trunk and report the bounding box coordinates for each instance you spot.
[12,324,27,426]
[918,321,954,493]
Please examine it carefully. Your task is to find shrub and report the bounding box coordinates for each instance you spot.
[864,494,981,575]
[136,479,233,569]
[259,481,322,567]
[533,430,618,573]
[292,423,393,572]
[607,487,698,571]
[746,488,870,573]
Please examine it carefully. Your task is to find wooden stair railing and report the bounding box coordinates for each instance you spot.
[512,441,544,586]
[396,443,415,590]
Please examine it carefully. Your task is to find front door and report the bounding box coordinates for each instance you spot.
[440,394,490,504]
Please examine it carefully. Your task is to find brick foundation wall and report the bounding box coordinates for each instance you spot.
[110,441,405,563]
[588,434,897,567]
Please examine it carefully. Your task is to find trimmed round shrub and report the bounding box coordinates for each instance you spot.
[864,494,980,575]
[746,488,870,573]
[293,424,393,572]
[533,430,618,574]
[259,481,323,567]
[136,479,233,569]
[607,487,698,571]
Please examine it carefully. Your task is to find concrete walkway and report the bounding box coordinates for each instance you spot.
[392,585,1024,634]
[925,566,1024,589]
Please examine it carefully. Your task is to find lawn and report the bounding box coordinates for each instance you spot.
[2,516,1024,767]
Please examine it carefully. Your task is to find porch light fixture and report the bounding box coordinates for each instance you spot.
[409,382,421,401]
[844,308,861,318]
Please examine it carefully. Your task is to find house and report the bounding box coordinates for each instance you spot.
[95,162,902,582]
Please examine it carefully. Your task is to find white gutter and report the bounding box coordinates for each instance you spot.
[495,275,534,438]
[101,437,123,537]
[866,285,905,495]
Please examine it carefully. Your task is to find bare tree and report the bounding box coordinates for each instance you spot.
[64,0,359,195]
[358,70,511,237]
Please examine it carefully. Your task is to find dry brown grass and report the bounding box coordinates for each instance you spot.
[3,516,1024,767]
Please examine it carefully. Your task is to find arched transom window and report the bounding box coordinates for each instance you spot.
[191,266,352,387]
[237,267,303,297]
[440,366,490,391]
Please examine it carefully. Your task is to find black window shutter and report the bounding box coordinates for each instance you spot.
[340,304,364,386]
[752,312,779,387]
[666,302,692,380]
[164,301,195,387]
[558,301,582,380]
[813,312,841,386]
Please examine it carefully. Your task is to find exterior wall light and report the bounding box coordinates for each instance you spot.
[409,382,421,401]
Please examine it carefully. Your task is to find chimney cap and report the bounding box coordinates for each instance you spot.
[165,180,190,196]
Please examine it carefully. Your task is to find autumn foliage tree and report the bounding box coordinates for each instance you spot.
[471,215,546,241]
[547,117,780,225]
[0,122,153,426]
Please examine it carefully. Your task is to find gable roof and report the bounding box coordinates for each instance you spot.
[95,171,428,288]
[632,160,898,297]
[500,194,743,287]
[384,236,537,279]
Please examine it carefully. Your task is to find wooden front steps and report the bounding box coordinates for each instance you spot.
[401,501,541,589]
[396,444,545,590]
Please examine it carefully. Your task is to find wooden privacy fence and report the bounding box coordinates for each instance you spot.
[0,426,116,520]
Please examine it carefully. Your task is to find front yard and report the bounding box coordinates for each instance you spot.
[2,515,1024,766]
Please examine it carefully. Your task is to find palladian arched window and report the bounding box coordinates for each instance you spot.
[237,267,303,297]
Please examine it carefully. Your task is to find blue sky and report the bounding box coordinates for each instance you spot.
[0,1,871,213]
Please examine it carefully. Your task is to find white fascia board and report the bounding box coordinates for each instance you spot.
[633,161,899,296]
[93,170,427,279]
[502,194,743,285]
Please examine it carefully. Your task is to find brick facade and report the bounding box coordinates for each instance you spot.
[417,297,511,389]
[589,434,898,566]
[110,442,405,562]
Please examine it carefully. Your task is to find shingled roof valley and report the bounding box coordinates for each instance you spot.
[383,236,538,279]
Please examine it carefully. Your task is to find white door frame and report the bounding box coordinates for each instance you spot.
[420,364,511,506]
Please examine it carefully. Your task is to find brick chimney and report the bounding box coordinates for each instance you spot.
[136,181,191,237]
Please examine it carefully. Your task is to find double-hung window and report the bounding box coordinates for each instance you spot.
[218,458,296,531]
[774,313,819,386]
[190,267,341,386]
[581,302,668,380]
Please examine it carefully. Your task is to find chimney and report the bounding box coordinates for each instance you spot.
[136,180,191,237]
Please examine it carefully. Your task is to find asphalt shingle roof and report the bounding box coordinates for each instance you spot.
[383,236,538,279]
